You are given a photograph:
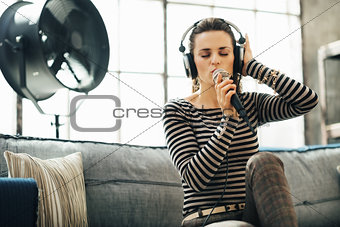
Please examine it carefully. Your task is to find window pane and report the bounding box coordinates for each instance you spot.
[287,0,300,15]
[119,73,165,146]
[168,0,214,5]
[253,13,297,95]
[22,89,69,139]
[254,12,304,147]
[287,15,303,80]
[0,73,16,134]
[256,0,288,13]
[120,0,164,73]
[93,0,119,71]
[68,72,120,143]
[167,4,212,76]
[255,13,301,81]
[167,76,193,101]
[255,13,290,67]
[213,8,256,42]
[214,0,255,10]
[119,73,164,108]
[258,116,305,148]
[22,102,56,138]
[240,76,257,93]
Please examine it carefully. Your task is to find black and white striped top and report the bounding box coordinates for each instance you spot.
[162,59,319,216]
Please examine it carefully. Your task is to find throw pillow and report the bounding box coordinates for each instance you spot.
[4,151,88,227]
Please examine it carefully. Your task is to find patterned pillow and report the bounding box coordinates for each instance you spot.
[4,151,88,227]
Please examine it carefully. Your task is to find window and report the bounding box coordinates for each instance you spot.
[0,0,303,147]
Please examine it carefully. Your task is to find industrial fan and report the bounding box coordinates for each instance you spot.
[0,0,109,110]
[0,0,109,136]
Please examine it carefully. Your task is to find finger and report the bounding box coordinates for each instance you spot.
[245,33,249,48]
[221,88,236,106]
[218,73,223,83]
[217,79,234,88]
[220,82,236,89]
[214,73,221,85]
[225,89,236,102]
[215,74,222,90]
[217,82,233,95]
[220,83,236,95]
[217,73,226,84]
[216,79,232,92]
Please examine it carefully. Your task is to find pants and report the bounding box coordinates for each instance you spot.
[182,152,298,227]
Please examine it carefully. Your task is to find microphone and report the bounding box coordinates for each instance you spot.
[213,69,255,134]
[213,68,232,84]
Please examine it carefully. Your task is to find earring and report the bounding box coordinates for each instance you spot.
[192,77,200,92]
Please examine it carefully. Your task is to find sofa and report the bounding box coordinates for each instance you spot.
[0,133,340,227]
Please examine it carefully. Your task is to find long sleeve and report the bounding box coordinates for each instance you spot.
[162,102,239,192]
[246,59,319,125]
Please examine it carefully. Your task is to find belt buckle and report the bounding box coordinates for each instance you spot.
[239,203,245,210]
[225,204,237,212]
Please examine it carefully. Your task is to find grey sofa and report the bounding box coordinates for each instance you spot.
[0,133,340,227]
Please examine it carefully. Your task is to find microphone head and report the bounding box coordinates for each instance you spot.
[213,69,232,84]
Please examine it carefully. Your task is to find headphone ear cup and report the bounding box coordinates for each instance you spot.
[233,45,241,75]
[183,53,198,79]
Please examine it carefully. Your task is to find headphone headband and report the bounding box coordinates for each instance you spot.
[179,18,245,54]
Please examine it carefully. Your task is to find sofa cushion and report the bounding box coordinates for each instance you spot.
[261,145,340,227]
[4,151,87,227]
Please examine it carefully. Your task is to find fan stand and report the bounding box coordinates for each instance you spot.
[5,35,64,138]
[51,115,63,139]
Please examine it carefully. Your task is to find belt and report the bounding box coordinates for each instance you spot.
[182,203,246,223]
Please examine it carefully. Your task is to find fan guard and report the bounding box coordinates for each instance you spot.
[0,0,109,111]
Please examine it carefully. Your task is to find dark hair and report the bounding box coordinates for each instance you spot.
[188,17,241,93]
[189,18,236,54]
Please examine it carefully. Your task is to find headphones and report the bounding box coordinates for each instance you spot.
[179,18,246,80]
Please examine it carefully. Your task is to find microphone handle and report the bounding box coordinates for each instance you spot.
[230,93,255,134]
[230,94,246,117]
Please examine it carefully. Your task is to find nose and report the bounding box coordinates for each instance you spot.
[211,53,221,65]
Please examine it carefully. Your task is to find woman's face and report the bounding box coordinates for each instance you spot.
[193,30,234,86]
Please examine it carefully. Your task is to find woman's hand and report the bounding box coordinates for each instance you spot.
[242,34,253,76]
[215,73,237,113]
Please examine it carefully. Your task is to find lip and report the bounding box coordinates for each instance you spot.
[211,69,217,74]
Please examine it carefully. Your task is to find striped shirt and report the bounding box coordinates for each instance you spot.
[162,59,319,217]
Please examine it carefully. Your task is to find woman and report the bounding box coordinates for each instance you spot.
[162,18,318,227]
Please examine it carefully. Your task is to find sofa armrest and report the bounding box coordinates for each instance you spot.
[0,178,38,227]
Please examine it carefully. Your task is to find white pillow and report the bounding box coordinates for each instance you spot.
[4,151,88,227]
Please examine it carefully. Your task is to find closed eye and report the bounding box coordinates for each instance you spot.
[201,53,228,58]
